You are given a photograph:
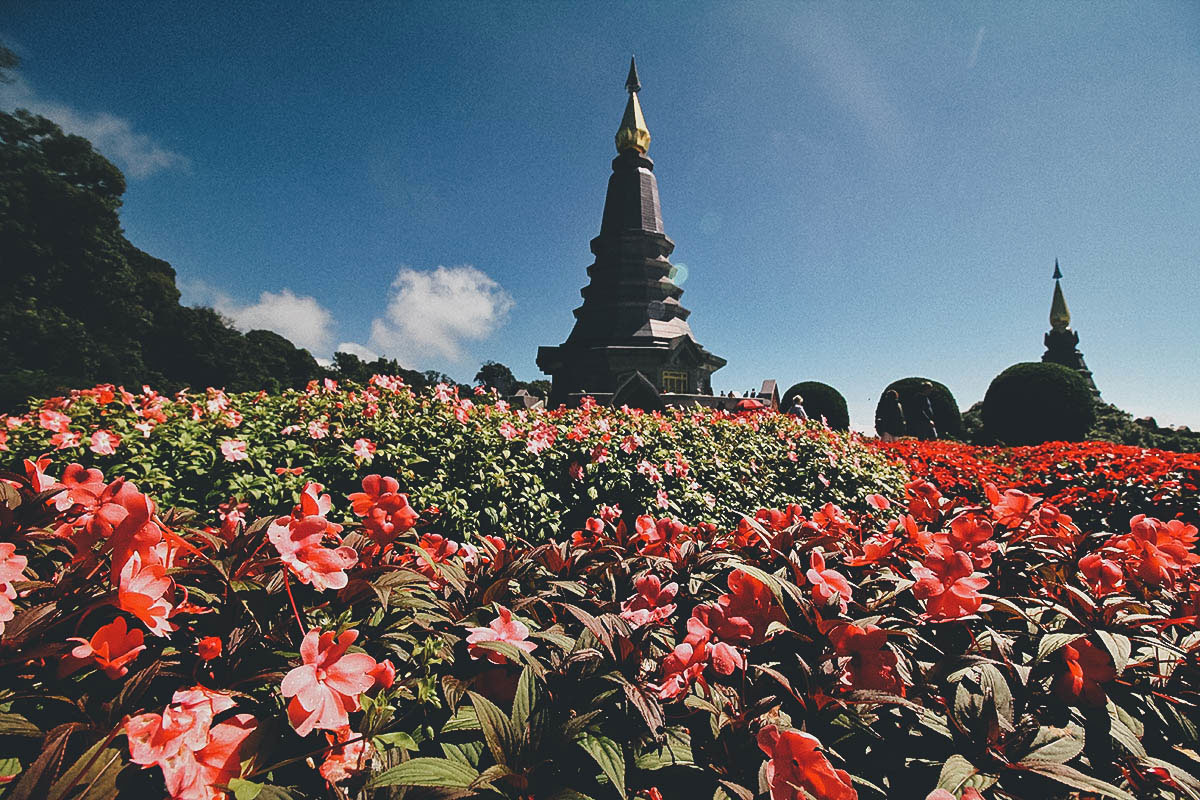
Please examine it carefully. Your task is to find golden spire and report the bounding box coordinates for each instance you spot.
[615,56,651,154]
[1050,259,1071,331]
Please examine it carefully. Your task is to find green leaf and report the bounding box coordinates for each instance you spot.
[577,733,627,800]
[978,664,1014,730]
[1016,761,1136,800]
[936,754,980,792]
[366,757,481,789]
[635,727,694,771]
[1017,725,1086,765]
[0,712,41,738]
[1036,632,1081,662]
[512,664,540,732]
[372,731,419,751]
[469,690,517,767]
[226,779,263,800]
[442,704,482,733]
[1097,630,1132,674]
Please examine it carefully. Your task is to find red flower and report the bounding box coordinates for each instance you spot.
[716,568,786,645]
[807,550,852,613]
[1054,638,1116,706]
[655,616,714,699]
[197,636,223,661]
[349,475,419,545]
[911,547,990,621]
[1079,552,1125,596]
[281,628,379,736]
[937,513,999,569]
[0,543,29,636]
[68,616,145,678]
[989,487,1038,529]
[757,725,857,800]
[827,623,901,693]
[89,429,121,455]
[466,605,538,665]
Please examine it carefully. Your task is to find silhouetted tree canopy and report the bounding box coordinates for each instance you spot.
[0,108,324,409]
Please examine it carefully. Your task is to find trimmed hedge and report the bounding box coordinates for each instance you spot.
[983,361,1096,445]
[780,381,850,431]
[876,377,962,439]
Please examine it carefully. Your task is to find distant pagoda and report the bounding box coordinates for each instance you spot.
[1042,260,1100,397]
[537,58,726,409]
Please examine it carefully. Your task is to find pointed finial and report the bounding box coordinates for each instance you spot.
[625,56,641,94]
[615,57,651,154]
[1050,261,1070,331]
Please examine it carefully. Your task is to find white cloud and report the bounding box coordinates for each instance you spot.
[215,289,336,356]
[967,26,986,70]
[367,265,515,365]
[334,341,379,361]
[0,75,187,178]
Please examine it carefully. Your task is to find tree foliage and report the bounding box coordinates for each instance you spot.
[781,381,850,430]
[877,377,962,440]
[983,362,1096,446]
[0,109,329,409]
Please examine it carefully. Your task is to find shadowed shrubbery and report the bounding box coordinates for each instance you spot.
[781,381,850,430]
[876,377,962,440]
[983,362,1096,446]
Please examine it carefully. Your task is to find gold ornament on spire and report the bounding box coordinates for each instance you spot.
[1050,260,1071,331]
[615,56,651,154]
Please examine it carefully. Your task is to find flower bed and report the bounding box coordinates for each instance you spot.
[877,439,1200,532]
[1,380,905,542]
[1,382,1198,799]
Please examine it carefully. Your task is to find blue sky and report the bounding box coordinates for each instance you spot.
[4,3,1198,430]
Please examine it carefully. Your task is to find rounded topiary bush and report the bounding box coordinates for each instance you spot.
[876,377,962,439]
[983,362,1096,445]
[781,381,850,430]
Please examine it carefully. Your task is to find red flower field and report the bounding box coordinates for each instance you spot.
[0,380,1197,799]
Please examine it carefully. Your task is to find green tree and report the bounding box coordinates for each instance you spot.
[0,107,321,408]
[475,360,516,395]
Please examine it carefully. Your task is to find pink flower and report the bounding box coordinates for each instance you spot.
[0,543,29,636]
[281,629,379,736]
[353,438,376,461]
[89,429,121,455]
[117,551,174,637]
[308,419,329,440]
[219,439,248,462]
[126,686,256,800]
[39,409,71,432]
[569,461,584,481]
[807,550,852,613]
[50,430,81,449]
[319,726,375,784]
[268,516,358,591]
[466,605,538,665]
[620,574,679,629]
[68,616,145,678]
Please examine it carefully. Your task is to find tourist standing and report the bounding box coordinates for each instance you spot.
[876,389,906,441]
[913,382,938,440]
[787,394,809,421]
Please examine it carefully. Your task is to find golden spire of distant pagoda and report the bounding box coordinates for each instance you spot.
[615,56,651,154]
[1050,259,1071,331]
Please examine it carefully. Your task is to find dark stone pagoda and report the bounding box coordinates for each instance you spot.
[537,59,726,409]
[1041,260,1100,397]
